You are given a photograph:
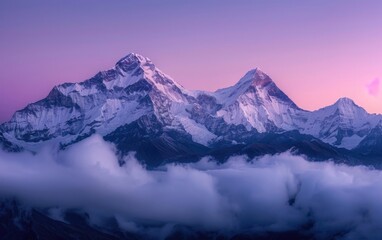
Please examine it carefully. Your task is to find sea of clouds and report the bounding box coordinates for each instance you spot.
[1,135,382,239]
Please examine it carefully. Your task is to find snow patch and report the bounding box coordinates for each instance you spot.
[178,117,217,146]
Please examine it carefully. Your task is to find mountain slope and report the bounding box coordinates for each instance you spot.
[1,53,211,150]
[212,68,305,133]
[354,121,382,156]
[1,52,382,165]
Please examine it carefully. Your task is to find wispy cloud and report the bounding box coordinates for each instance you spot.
[366,78,380,96]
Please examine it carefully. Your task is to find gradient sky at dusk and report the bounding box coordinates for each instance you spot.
[0,0,381,122]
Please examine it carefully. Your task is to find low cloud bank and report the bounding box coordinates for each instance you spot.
[1,135,382,239]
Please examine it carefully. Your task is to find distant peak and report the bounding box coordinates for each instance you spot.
[335,97,356,106]
[115,53,154,73]
[237,67,273,87]
[245,67,259,75]
[331,97,368,115]
[118,52,150,63]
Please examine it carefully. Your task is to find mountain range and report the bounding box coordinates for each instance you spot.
[1,53,381,166]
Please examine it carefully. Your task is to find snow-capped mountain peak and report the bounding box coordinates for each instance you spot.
[1,52,382,157]
[212,68,303,132]
[115,52,153,73]
[335,97,357,108]
[302,97,381,149]
[118,52,150,63]
[332,97,368,118]
[236,68,273,87]
[330,97,372,119]
[50,52,187,103]
[0,53,197,149]
[214,68,276,104]
[114,53,189,102]
[335,97,355,105]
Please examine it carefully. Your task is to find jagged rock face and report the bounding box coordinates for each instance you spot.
[355,122,382,156]
[1,53,382,160]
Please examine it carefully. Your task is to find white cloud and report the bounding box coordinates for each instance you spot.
[1,135,382,239]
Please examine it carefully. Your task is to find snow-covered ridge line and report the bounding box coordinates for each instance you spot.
[1,52,381,152]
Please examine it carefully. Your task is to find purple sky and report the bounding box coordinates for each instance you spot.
[0,0,381,123]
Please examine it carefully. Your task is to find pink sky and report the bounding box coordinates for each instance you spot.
[0,0,381,122]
